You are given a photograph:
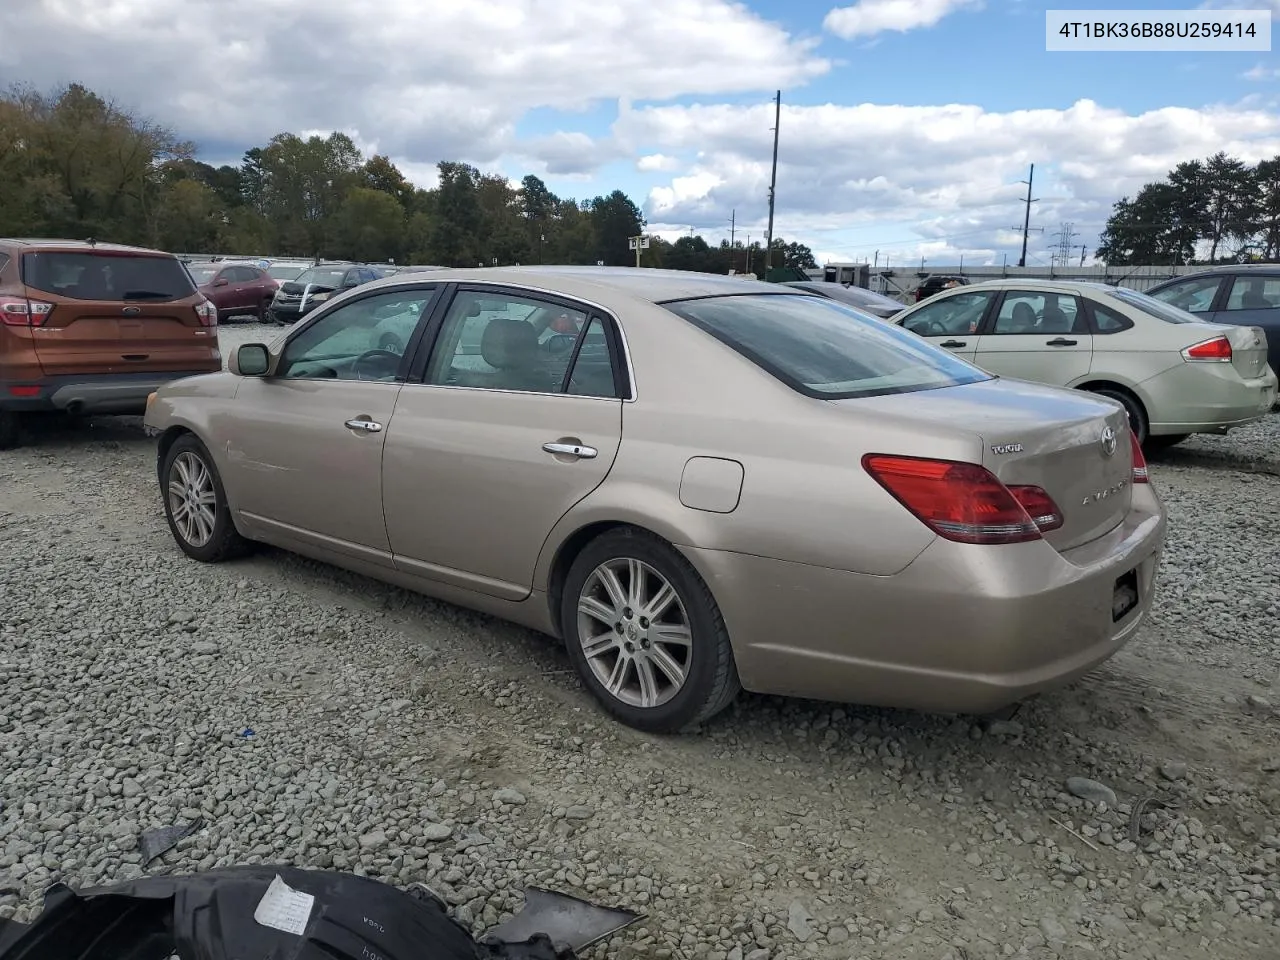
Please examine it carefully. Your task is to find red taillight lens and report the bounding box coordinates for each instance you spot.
[1129,430,1148,483]
[1007,485,1064,532]
[862,454,1044,545]
[1182,335,1232,361]
[194,298,218,327]
[8,385,41,397]
[0,295,53,326]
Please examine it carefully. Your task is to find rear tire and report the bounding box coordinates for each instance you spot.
[161,434,252,563]
[1086,386,1148,445]
[0,410,22,450]
[560,527,740,733]
[258,298,273,322]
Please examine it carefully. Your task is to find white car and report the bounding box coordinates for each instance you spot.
[892,279,1276,448]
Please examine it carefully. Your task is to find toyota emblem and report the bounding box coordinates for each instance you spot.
[1100,425,1117,457]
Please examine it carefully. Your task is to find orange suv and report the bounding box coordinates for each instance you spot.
[0,239,222,449]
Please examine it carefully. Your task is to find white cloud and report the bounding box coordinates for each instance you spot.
[637,154,681,172]
[824,0,982,39]
[0,0,829,165]
[1243,64,1280,80]
[616,98,1280,259]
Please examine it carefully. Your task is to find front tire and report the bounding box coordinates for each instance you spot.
[161,435,252,562]
[560,527,740,733]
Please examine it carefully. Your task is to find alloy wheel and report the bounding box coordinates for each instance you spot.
[576,558,693,709]
[167,451,217,547]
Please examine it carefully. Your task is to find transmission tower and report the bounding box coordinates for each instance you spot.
[1051,222,1079,267]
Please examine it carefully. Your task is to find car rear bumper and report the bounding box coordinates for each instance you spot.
[0,371,219,415]
[682,484,1166,714]
[1144,362,1278,433]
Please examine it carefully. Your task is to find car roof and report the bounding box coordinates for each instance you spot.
[1151,264,1280,280]
[0,238,174,256]
[360,265,786,304]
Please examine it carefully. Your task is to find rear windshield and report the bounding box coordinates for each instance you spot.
[21,251,196,302]
[1110,286,1194,323]
[664,293,992,399]
[295,267,348,287]
[269,265,305,280]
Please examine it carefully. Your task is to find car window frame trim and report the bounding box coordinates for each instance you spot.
[1222,272,1280,313]
[1081,294,1135,335]
[900,287,999,337]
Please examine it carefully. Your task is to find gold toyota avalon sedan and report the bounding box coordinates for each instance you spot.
[144,267,1167,733]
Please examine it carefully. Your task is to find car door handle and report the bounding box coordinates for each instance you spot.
[344,418,383,433]
[1046,338,1077,346]
[941,340,967,348]
[543,441,597,459]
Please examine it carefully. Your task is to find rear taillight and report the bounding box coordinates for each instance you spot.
[1181,335,1231,362]
[1129,430,1149,484]
[862,454,1050,545]
[1007,485,1064,533]
[194,298,218,327]
[0,295,53,327]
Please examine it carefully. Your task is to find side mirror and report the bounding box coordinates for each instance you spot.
[230,343,271,377]
[214,277,230,287]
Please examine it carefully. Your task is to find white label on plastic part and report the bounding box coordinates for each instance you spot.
[253,875,315,935]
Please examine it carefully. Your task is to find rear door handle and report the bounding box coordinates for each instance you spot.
[1046,338,1077,346]
[941,340,967,348]
[344,418,383,433]
[543,441,597,459]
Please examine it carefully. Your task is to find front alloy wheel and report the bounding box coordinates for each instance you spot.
[161,435,252,563]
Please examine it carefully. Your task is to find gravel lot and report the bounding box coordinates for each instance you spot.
[2,320,1278,959]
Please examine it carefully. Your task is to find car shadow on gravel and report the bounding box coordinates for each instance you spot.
[10,413,154,451]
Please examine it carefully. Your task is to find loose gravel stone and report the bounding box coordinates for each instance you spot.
[1,338,1277,960]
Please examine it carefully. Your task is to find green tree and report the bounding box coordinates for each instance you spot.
[427,161,483,265]
[330,187,406,262]
[588,190,644,265]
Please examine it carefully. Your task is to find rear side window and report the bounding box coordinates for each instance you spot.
[21,252,196,302]
[664,293,991,399]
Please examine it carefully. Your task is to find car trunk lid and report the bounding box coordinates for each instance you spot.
[836,378,1134,552]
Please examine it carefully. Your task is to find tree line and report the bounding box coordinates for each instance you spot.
[1096,152,1280,266]
[0,83,817,276]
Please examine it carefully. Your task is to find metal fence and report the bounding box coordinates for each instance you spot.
[816,263,1212,301]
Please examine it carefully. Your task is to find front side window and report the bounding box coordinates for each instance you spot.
[900,291,996,337]
[424,290,616,395]
[22,252,196,302]
[186,263,220,285]
[1146,276,1222,313]
[991,291,1083,335]
[665,293,991,399]
[278,288,437,381]
[1224,276,1280,311]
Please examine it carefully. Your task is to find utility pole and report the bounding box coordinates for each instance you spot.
[1079,245,1088,266]
[1017,163,1039,267]
[729,210,736,248]
[764,90,781,274]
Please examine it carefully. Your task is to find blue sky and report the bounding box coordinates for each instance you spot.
[3,0,1278,264]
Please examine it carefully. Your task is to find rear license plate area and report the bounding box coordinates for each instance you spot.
[1112,568,1139,622]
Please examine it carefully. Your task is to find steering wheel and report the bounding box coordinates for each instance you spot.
[544,333,577,356]
[352,349,402,381]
